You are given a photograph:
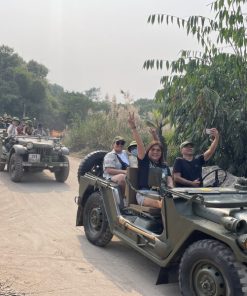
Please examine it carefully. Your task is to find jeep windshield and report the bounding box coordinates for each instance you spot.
[15,136,56,146]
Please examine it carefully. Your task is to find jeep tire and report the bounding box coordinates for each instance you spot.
[55,155,69,182]
[179,239,247,296]
[83,192,113,247]
[77,150,107,182]
[0,158,5,171]
[9,153,24,182]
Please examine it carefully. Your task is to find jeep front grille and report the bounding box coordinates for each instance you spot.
[31,148,59,162]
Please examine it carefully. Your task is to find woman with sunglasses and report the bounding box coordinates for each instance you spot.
[128,112,173,208]
[103,136,129,195]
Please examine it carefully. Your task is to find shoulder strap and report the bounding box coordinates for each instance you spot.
[115,154,129,169]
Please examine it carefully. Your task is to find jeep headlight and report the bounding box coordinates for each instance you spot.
[61,147,69,155]
[26,142,34,149]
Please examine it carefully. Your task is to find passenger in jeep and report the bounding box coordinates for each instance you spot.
[127,129,159,168]
[173,128,219,187]
[23,120,34,136]
[128,112,173,208]
[32,123,47,136]
[103,136,129,195]
[7,117,19,137]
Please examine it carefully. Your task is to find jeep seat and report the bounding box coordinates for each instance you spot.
[125,167,161,215]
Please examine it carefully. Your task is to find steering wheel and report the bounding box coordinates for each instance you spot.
[202,168,227,187]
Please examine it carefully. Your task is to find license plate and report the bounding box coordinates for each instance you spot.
[28,154,40,163]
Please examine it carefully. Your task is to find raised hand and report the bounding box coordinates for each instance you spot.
[128,112,136,129]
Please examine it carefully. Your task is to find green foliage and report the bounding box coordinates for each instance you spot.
[133,98,157,117]
[27,60,48,79]
[0,44,111,130]
[145,0,247,176]
[84,87,101,101]
[0,45,171,157]
[164,129,179,166]
[65,104,152,153]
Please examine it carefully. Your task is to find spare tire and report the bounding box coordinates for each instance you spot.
[77,150,107,182]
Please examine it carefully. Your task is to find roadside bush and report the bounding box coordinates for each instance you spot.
[65,104,151,153]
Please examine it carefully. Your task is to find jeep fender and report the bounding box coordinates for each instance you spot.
[76,174,99,226]
[11,144,27,155]
[76,184,95,226]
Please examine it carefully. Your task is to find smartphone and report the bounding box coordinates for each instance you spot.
[205,128,211,135]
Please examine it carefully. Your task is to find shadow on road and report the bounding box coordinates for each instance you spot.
[77,234,180,296]
[0,170,70,193]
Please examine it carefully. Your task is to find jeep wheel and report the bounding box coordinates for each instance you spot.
[77,150,107,182]
[9,153,24,182]
[55,155,69,182]
[179,239,247,296]
[83,192,113,247]
[0,158,5,171]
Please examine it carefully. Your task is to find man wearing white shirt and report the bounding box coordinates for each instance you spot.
[7,117,19,137]
[103,136,129,195]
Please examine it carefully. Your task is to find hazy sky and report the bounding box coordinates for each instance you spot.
[0,0,212,101]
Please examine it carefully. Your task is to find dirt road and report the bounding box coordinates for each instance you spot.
[0,157,179,296]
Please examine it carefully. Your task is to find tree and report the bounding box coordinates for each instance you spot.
[144,0,247,176]
[0,45,24,116]
[84,87,101,101]
[15,68,32,117]
[27,60,48,79]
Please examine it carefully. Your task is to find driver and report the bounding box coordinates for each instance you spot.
[173,128,219,187]
[32,123,47,136]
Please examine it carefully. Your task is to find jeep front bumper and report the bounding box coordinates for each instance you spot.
[22,162,69,168]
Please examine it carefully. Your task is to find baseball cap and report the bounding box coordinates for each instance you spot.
[127,140,137,152]
[180,140,194,149]
[113,136,125,143]
[12,116,20,123]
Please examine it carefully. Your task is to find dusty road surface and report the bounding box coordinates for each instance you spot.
[0,156,180,296]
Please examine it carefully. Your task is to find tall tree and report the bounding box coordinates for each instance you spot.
[84,87,101,101]
[144,0,247,176]
[27,60,48,79]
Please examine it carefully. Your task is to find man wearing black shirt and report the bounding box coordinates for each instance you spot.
[173,128,219,187]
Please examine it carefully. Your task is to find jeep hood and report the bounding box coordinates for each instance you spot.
[16,136,55,148]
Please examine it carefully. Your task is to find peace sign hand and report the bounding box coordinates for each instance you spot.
[128,112,136,130]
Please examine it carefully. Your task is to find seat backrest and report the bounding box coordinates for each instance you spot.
[125,167,163,206]
[148,167,162,188]
[125,167,138,205]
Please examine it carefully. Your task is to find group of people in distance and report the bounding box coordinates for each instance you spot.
[103,112,219,209]
[5,117,47,137]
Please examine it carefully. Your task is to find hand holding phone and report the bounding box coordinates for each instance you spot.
[205,128,211,135]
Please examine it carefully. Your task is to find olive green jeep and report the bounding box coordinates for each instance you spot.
[76,151,247,296]
[0,135,69,182]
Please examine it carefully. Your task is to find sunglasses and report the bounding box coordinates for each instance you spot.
[115,140,125,146]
